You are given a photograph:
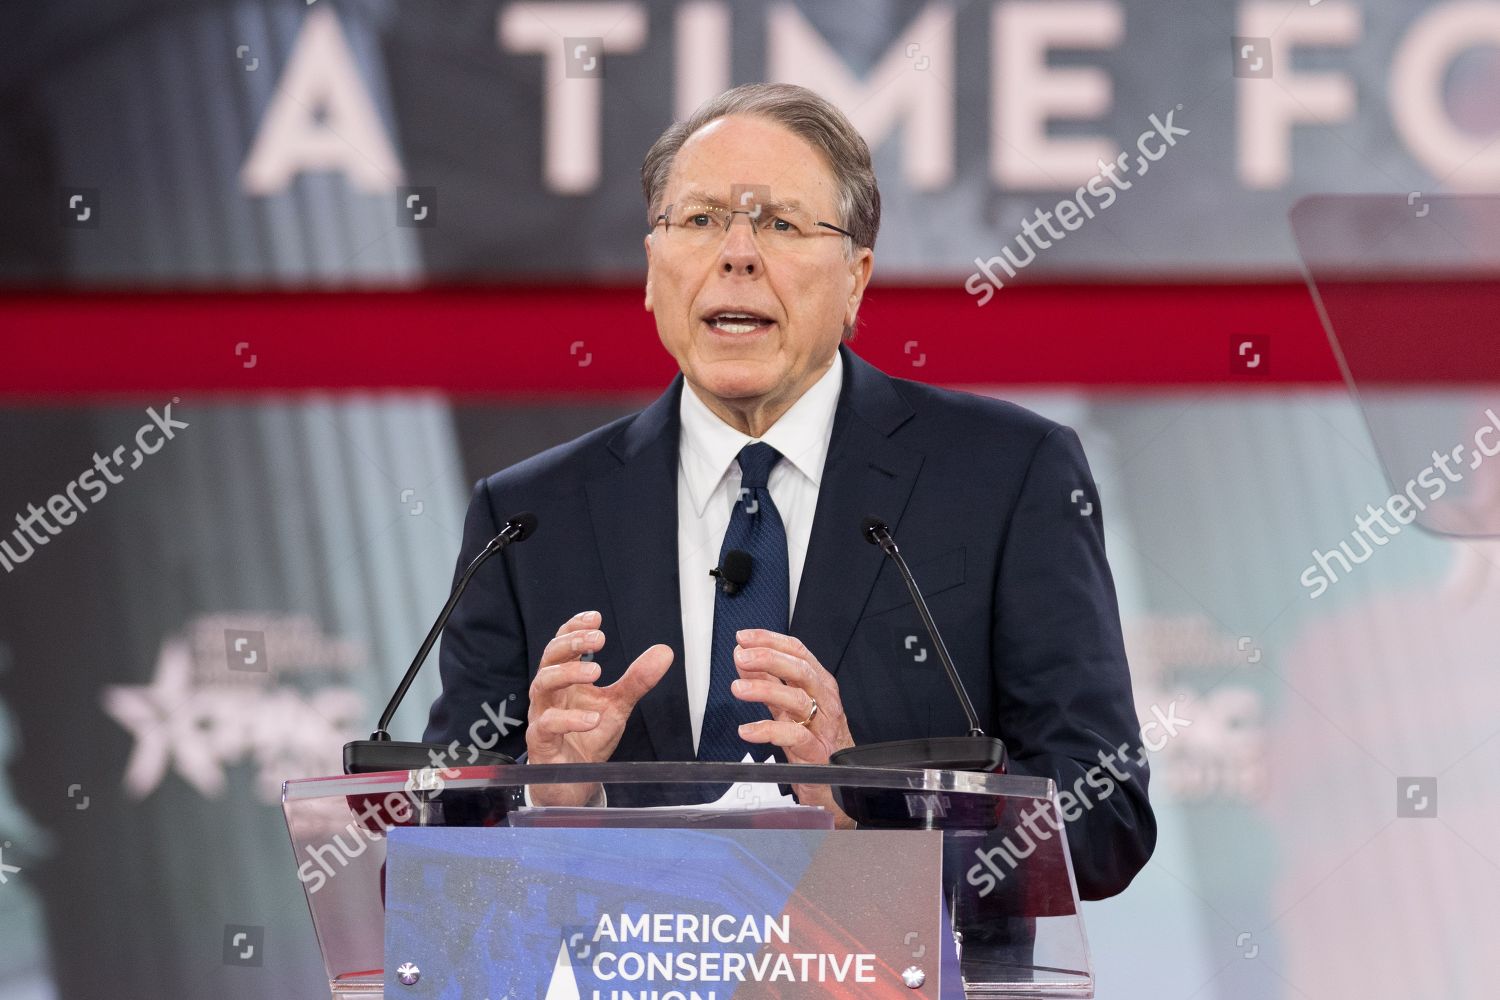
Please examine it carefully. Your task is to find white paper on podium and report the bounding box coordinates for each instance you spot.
[689,753,797,811]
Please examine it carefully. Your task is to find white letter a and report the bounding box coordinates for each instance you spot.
[240,6,404,194]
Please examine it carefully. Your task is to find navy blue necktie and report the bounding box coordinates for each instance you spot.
[697,442,789,763]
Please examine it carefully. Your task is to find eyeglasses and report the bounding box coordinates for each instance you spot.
[651,202,857,252]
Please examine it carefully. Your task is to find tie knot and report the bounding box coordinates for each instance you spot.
[736,442,782,490]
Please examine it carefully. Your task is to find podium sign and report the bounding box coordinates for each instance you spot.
[285,762,1092,998]
[384,827,946,999]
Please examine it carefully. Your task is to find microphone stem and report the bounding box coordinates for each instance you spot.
[876,533,986,738]
[371,526,515,739]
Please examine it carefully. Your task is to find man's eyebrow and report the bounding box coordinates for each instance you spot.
[673,189,808,213]
[673,189,726,207]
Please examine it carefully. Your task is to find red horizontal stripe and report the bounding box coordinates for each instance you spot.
[0,281,1353,399]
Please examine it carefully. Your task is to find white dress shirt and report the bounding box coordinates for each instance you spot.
[676,350,844,753]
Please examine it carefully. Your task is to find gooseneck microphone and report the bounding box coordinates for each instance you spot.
[828,516,1007,773]
[863,517,983,737]
[342,512,537,774]
[710,549,753,595]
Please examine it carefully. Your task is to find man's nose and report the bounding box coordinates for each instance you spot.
[717,214,762,276]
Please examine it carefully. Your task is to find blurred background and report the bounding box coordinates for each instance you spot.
[3,1,1499,997]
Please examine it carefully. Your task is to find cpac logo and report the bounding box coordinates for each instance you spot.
[102,615,366,804]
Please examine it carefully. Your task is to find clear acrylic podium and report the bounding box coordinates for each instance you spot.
[283,762,1092,998]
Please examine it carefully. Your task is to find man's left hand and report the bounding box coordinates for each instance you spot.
[731,628,855,820]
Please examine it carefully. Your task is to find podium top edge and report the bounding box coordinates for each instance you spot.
[282,761,1054,803]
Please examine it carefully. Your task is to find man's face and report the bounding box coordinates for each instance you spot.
[644,115,873,426]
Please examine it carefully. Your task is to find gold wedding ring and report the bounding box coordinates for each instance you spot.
[797,697,819,727]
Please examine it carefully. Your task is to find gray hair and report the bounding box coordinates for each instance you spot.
[640,83,881,253]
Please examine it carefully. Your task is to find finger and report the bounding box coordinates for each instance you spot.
[738,719,825,757]
[735,628,816,662]
[553,610,602,639]
[605,643,674,706]
[529,660,603,708]
[535,707,602,734]
[731,678,815,720]
[528,706,603,758]
[734,644,819,691]
[540,628,606,667]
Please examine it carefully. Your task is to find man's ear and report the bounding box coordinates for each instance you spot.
[643,233,655,313]
[843,247,874,330]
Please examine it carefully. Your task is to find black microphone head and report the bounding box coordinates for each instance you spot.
[507,512,539,541]
[721,549,753,585]
[861,515,889,544]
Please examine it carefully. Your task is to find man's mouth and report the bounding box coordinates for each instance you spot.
[705,311,774,334]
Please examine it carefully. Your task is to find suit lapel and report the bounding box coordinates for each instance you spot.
[791,344,923,677]
[585,375,694,762]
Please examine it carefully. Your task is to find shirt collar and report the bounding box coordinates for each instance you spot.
[678,349,844,518]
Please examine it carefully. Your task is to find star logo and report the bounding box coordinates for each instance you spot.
[102,639,221,797]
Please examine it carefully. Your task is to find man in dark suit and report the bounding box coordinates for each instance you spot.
[425,83,1154,899]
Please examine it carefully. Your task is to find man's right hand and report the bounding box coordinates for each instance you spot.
[524,610,673,805]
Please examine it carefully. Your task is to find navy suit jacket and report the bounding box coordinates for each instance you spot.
[425,343,1155,898]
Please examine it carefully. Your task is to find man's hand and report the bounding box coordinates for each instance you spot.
[730,627,855,821]
[525,610,673,805]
